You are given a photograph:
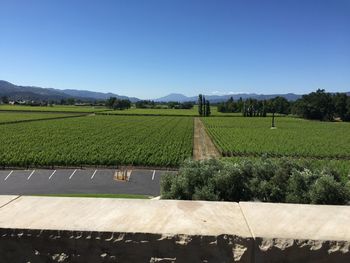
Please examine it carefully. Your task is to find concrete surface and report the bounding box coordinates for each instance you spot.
[0,196,253,263]
[0,196,251,237]
[0,196,349,262]
[0,169,169,196]
[0,195,18,207]
[239,202,350,263]
[239,202,350,241]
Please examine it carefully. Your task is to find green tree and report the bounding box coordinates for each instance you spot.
[106,97,117,108]
[202,96,206,117]
[198,94,203,116]
[67,98,75,105]
[205,100,211,117]
[113,99,131,110]
[333,93,348,120]
[292,89,335,121]
[1,96,9,104]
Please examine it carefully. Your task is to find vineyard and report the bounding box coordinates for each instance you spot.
[0,115,193,167]
[100,106,245,117]
[202,117,350,159]
[0,105,107,113]
[0,112,83,124]
[100,107,198,116]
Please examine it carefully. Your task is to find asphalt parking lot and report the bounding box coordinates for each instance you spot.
[0,169,174,196]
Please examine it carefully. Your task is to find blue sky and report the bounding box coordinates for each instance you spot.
[0,0,349,99]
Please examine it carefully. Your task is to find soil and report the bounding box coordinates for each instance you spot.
[193,118,221,160]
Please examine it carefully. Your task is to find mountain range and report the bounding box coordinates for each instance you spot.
[153,92,303,103]
[0,80,139,102]
[1,80,348,103]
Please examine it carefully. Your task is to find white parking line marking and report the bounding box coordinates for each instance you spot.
[69,169,77,180]
[91,170,98,179]
[27,170,36,180]
[4,171,13,181]
[152,170,156,180]
[49,170,56,180]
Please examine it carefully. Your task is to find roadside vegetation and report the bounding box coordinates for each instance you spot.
[161,158,350,205]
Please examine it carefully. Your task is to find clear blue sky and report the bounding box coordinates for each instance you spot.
[0,0,349,99]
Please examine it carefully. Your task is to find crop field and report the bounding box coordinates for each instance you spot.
[0,104,107,113]
[101,107,198,116]
[0,115,193,167]
[101,106,247,117]
[0,112,82,124]
[202,117,350,159]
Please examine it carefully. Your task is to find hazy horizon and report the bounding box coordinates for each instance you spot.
[1,0,349,99]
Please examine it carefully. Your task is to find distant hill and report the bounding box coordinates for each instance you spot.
[0,80,139,102]
[154,92,303,103]
[154,93,194,102]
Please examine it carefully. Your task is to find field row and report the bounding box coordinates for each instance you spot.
[0,105,106,113]
[202,117,350,159]
[0,104,250,116]
[0,112,83,124]
[0,115,193,167]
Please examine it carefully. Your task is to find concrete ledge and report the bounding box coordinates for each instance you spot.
[0,196,349,262]
[0,197,251,237]
[239,202,350,263]
[0,195,18,207]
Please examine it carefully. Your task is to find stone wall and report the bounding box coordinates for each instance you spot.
[0,195,349,262]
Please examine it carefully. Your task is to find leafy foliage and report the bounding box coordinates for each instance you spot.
[292,89,350,121]
[202,117,350,159]
[0,115,193,167]
[161,158,350,205]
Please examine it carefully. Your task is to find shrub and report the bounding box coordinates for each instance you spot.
[309,174,350,205]
[161,157,350,205]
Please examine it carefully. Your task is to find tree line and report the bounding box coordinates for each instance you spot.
[217,96,290,116]
[216,89,350,121]
[292,89,350,121]
[105,97,131,110]
[135,100,194,109]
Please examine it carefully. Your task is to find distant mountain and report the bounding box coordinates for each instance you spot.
[0,80,139,102]
[153,93,195,102]
[154,92,303,103]
[61,89,139,102]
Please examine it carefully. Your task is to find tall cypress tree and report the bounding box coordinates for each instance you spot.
[198,94,203,116]
[202,96,206,117]
[206,100,211,117]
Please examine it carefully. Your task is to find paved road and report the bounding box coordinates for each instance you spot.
[0,169,174,196]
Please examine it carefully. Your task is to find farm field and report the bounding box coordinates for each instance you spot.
[0,115,193,167]
[100,107,198,116]
[100,106,248,117]
[202,117,350,159]
[0,104,107,113]
[0,112,82,124]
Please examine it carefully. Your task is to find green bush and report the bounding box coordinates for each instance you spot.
[161,158,350,205]
[309,174,350,205]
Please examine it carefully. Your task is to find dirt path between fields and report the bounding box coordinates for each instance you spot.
[193,118,221,160]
